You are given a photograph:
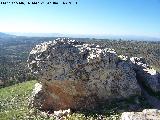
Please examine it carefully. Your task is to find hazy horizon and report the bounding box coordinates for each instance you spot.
[0,31,158,41]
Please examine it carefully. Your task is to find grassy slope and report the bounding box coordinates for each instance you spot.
[0,80,153,120]
[0,80,36,120]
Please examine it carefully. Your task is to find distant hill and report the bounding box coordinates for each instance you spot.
[66,34,160,41]
[0,32,15,38]
[5,32,160,41]
[6,32,64,37]
[0,32,17,42]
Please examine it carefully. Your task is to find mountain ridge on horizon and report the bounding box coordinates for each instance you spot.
[1,32,160,41]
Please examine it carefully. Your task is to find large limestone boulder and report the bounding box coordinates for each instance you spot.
[28,38,141,111]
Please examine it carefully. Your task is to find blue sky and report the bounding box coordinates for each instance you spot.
[0,0,160,37]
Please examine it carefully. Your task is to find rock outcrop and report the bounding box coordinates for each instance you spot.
[129,57,160,92]
[121,109,160,120]
[28,38,144,111]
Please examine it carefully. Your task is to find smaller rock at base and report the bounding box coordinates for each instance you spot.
[121,109,160,120]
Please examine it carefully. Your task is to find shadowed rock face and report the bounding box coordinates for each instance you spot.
[28,38,141,111]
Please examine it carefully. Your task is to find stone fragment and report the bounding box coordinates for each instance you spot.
[121,109,160,120]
